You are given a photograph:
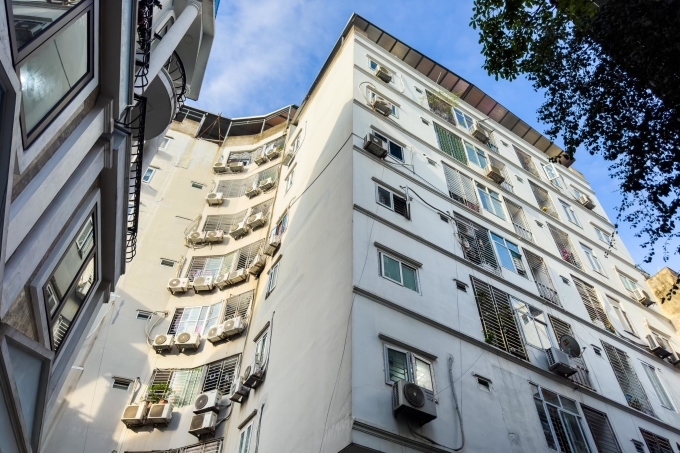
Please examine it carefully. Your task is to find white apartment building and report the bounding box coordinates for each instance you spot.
[45,14,680,453]
[0,1,216,451]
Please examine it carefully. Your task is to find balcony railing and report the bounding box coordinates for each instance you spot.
[134,0,157,91]
[536,282,560,306]
[164,50,187,111]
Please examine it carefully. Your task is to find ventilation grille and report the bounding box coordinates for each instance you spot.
[190,413,206,430]
[123,405,141,419]
[148,404,166,418]
[487,155,514,193]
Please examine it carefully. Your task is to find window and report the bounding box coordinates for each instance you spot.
[191,182,205,189]
[548,316,592,389]
[547,224,583,269]
[542,164,566,190]
[376,185,409,219]
[433,123,467,164]
[384,346,434,391]
[514,146,543,180]
[573,277,615,333]
[560,200,581,226]
[203,209,248,232]
[16,9,94,144]
[465,141,488,168]
[571,185,585,200]
[477,183,506,220]
[581,244,605,275]
[512,300,551,349]
[471,277,527,359]
[373,132,404,161]
[426,90,456,125]
[224,291,254,322]
[580,405,622,453]
[267,262,279,295]
[160,258,176,267]
[44,213,97,351]
[477,376,491,391]
[454,108,475,131]
[443,165,479,212]
[367,90,398,117]
[202,355,240,395]
[216,165,281,198]
[607,297,636,335]
[168,302,222,335]
[491,233,526,276]
[601,341,655,416]
[426,157,437,166]
[640,429,674,453]
[641,362,674,411]
[454,214,500,274]
[379,251,419,292]
[238,423,253,453]
[159,136,171,151]
[594,227,613,246]
[112,378,132,391]
[505,200,533,242]
[255,331,269,365]
[186,255,232,280]
[285,169,294,193]
[618,273,639,295]
[147,367,203,407]
[142,168,155,184]
[136,310,153,320]
[529,181,559,219]
[531,384,592,452]
[525,250,561,306]
[272,212,289,238]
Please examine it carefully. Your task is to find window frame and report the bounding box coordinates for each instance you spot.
[367,89,399,118]
[477,183,507,220]
[158,136,172,151]
[559,200,581,227]
[284,169,294,193]
[141,167,156,184]
[237,421,254,453]
[490,233,527,277]
[580,244,605,275]
[618,273,639,295]
[513,299,552,350]
[168,302,223,335]
[266,262,279,296]
[593,226,612,246]
[372,131,405,161]
[608,298,637,336]
[383,344,436,393]
[375,184,409,219]
[464,141,488,169]
[255,330,269,365]
[542,163,566,190]
[378,251,419,292]
[640,361,675,411]
[453,107,475,131]
[12,4,96,147]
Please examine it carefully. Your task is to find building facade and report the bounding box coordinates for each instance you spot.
[0,0,216,452]
[47,14,680,453]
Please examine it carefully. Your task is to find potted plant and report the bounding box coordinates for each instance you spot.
[146,383,173,404]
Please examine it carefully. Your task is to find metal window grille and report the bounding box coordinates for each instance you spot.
[53,316,72,350]
[454,215,500,274]
[224,291,254,321]
[443,165,480,212]
[580,405,622,453]
[548,316,592,389]
[640,429,673,453]
[505,200,533,242]
[601,341,655,417]
[216,165,281,198]
[236,240,265,270]
[487,155,514,193]
[125,438,224,453]
[471,277,527,359]
[434,123,467,165]
[250,198,274,216]
[203,209,248,232]
[547,224,583,269]
[227,151,253,165]
[168,308,185,335]
[147,368,203,407]
[524,250,560,305]
[186,254,235,280]
[546,404,573,453]
[514,146,543,180]
[572,277,615,333]
[426,91,456,126]
[393,193,409,218]
[529,181,559,219]
[641,363,674,410]
[202,355,240,395]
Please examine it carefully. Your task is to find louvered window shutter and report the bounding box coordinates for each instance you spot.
[601,341,655,417]
[434,123,467,164]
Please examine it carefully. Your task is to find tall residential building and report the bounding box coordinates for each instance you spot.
[0,1,216,452]
[47,14,680,453]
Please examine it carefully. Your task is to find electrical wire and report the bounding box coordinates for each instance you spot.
[144,311,168,346]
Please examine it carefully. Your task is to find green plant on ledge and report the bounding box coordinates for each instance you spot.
[484,331,496,345]
[146,383,173,404]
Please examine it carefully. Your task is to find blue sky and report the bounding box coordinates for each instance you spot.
[190,0,679,273]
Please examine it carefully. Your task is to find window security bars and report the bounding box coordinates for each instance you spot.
[573,277,615,333]
[203,209,248,232]
[216,165,281,198]
[186,240,264,280]
[434,123,468,165]
[236,240,265,270]
[529,181,559,219]
[548,316,592,389]
[601,342,655,417]
[168,303,221,335]
[376,186,409,219]
[227,151,253,166]
[147,368,203,407]
[641,363,674,410]
[524,250,560,305]
[224,291,254,321]
[505,200,533,242]
[202,355,240,395]
[533,386,592,453]
[471,277,527,359]
[487,155,514,193]
[640,429,674,453]
[249,198,274,217]
[454,215,500,275]
[580,405,622,453]
[514,146,543,180]
[443,165,480,212]
[125,438,224,453]
[547,224,583,269]
[426,90,456,126]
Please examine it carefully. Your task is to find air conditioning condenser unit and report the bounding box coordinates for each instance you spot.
[229,162,244,172]
[146,403,173,425]
[242,362,265,389]
[176,332,201,352]
[223,316,246,337]
[121,403,147,427]
[485,165,505,184]
[363,134,388,158]
[579,194,595,209]
[633,288,653,306]
[205,192,224,205]
[205,230,224,243]
[246,212,266,229]
[189,411,217,437]
[167,278,189,294]
[194,389,223,414]
[229,222,249,239]
[213,161,227,173]
[193,276,214,292]
[153,334,174,353]
[392,380,437,425]
[470,124,490,143]
[545,347,577,377]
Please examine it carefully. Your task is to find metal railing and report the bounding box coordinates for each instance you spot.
[163,50,187,111]
[134,0,157,91]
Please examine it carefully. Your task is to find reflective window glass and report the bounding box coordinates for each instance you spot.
[9,0,87,49]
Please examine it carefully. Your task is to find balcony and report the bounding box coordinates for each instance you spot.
[144,51,186,140]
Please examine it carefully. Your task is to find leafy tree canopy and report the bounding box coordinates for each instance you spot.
[470,0,680,263]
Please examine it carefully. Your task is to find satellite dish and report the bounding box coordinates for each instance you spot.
[559,335,582,358]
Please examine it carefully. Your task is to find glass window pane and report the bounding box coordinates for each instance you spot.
[534,398,558,450]
[465,143,479,166]
[560,411,592,453]
[414,358,433,390]
[10,0,87,49]
[389,142,404,160]
[402,265,418,292]
[382,255,402,283]
[52,255,95,350]
[387,348,408,383]
[494,242,515,271]
[19,13,89,133]
[377,187,392,208]
[478,186,492,211]
[541,389,561,406]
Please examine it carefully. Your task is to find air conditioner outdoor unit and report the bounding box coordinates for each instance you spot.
[229,221,250,239]
[193,276,214,292]
[121,403,147,427]
[146,403,173,425]
[248,254,266,276]
[187,231,206,244]
[545,347,577,377]
[363,134,388,158]
[226,268,249,286]
[265,146,282,160]
[264,235,281,256]
[206,322,227,343]
[371,96,393,117]
[282,150,295,166]
[223,316,246,337]
[375,65,393,83]
[254,149,268,165]
[245,183,261,198]
[392,380,437,425]
[559,152,576,168]
[176,332,201,352]
[229,381,251,403]
[194,390,223,414]
[167,278,189,295]
[213,161,227,173]
[258,177,275,191]
[242,362,265,389]
[667,352,680,366]
[205,230,224,243]
[214,273,229,290]
[579,194,595,209]
[633,288,653,306]
[485,165,505,184]
[153,334,174,353]
[229,162,244,172]
[205,192,224,205]
[246,212,266,229]
[189,411,217,437]
[470,124,490,143]
[647,335,672,359]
